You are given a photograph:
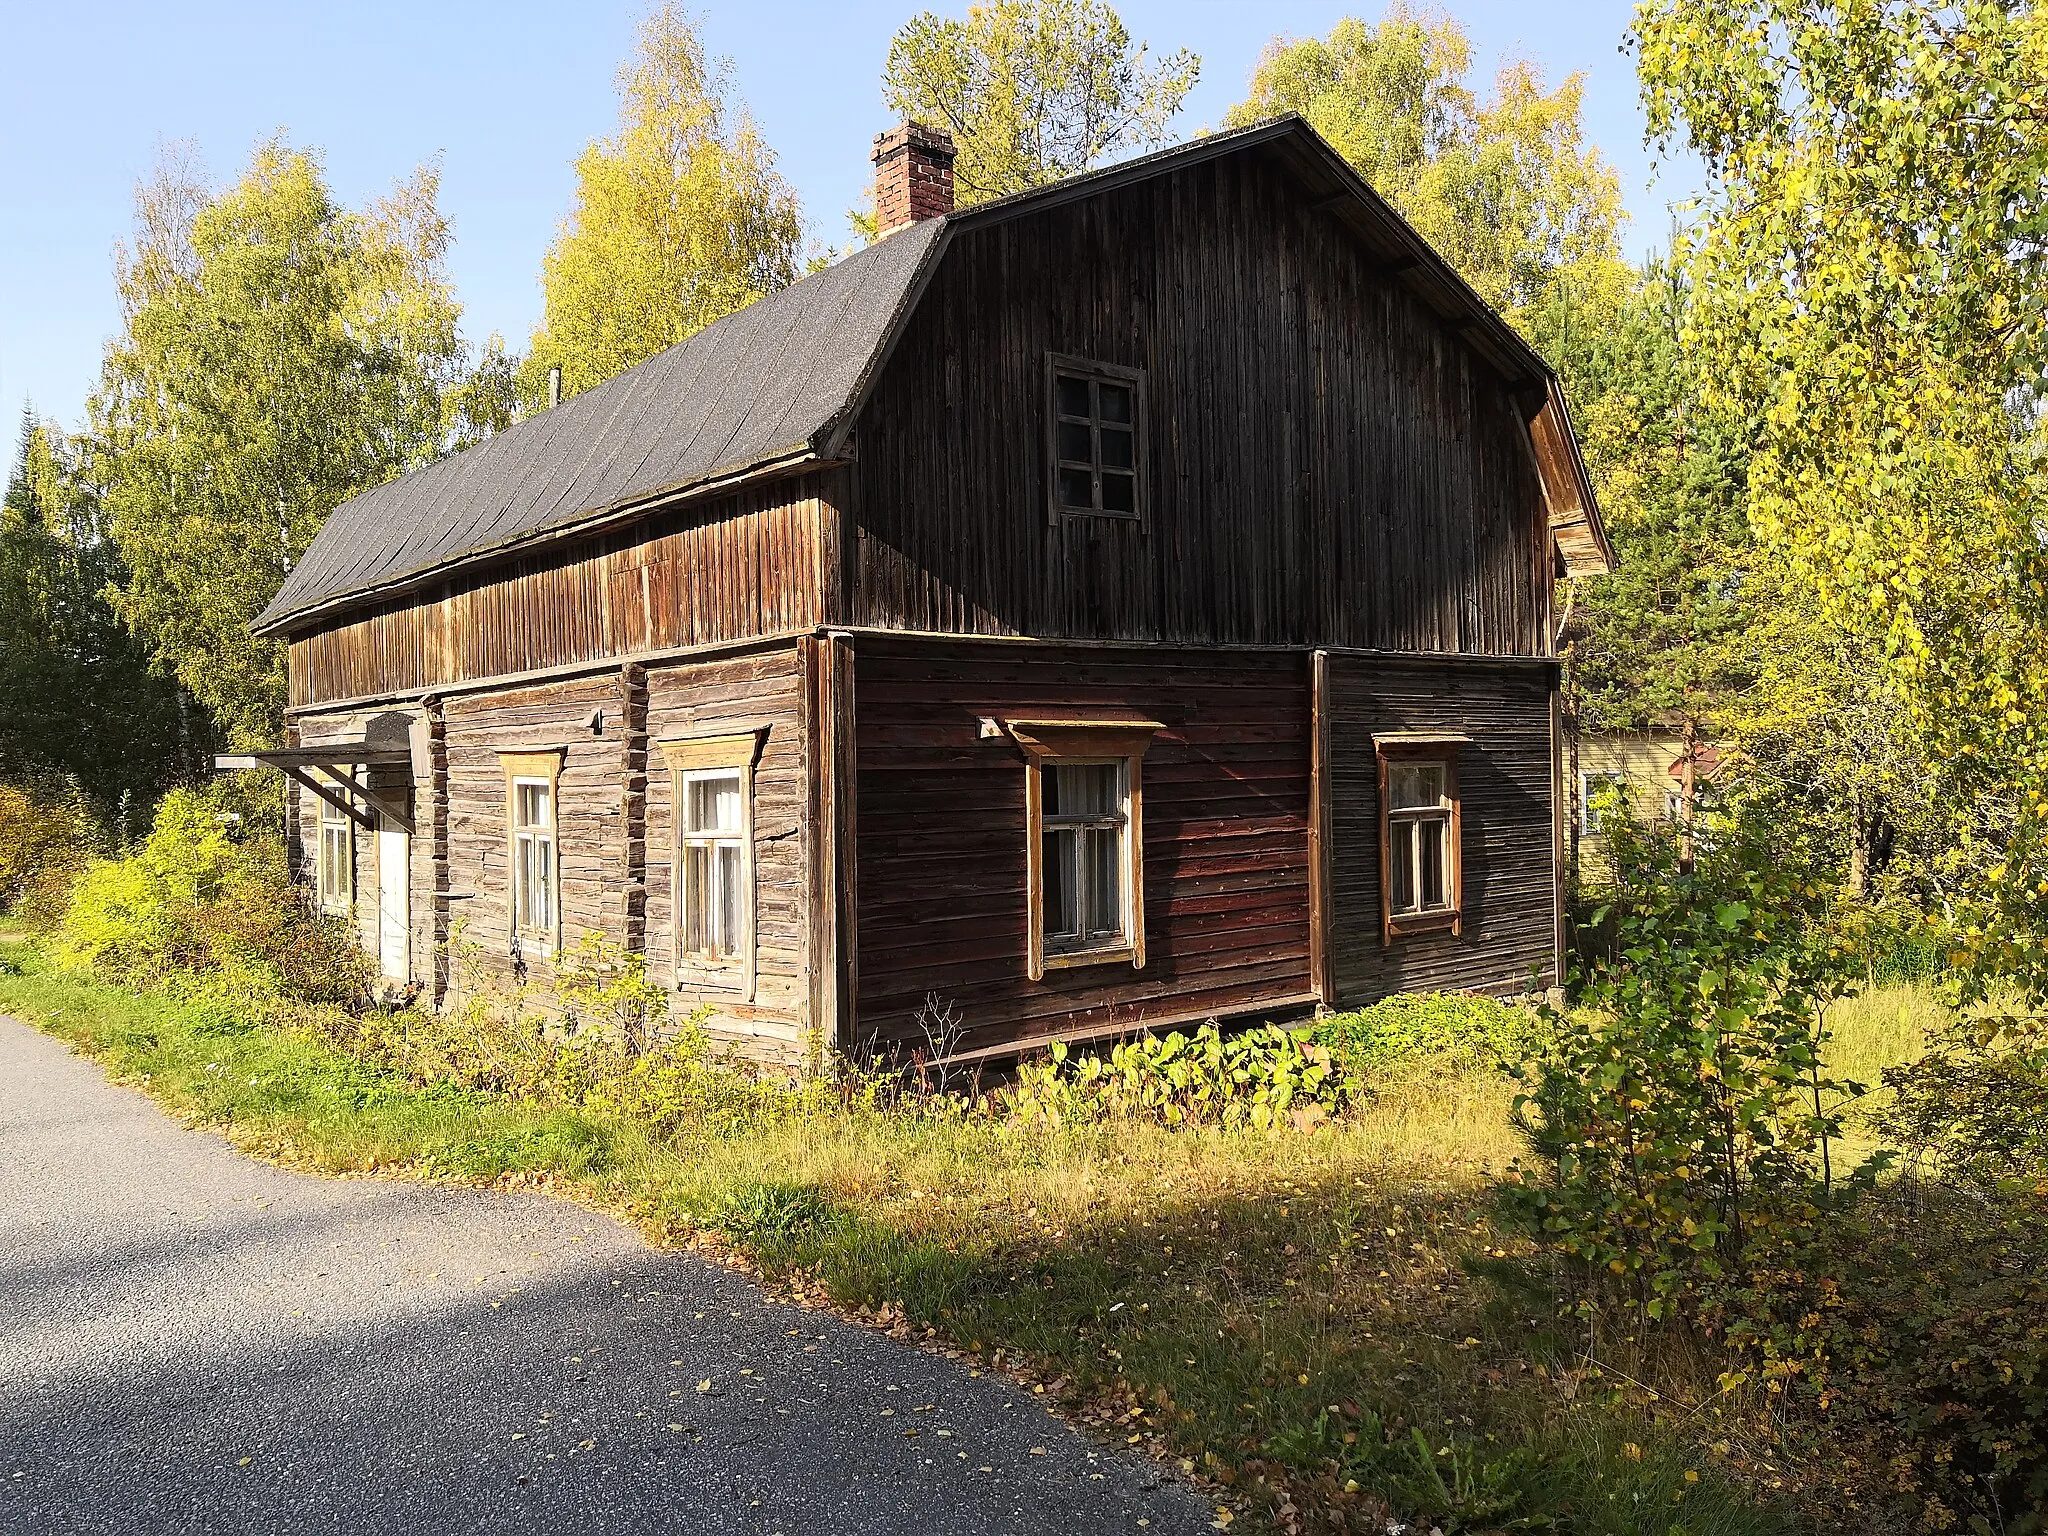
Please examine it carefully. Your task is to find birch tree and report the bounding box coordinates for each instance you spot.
[880,0,1199,207]
[91,141,464,744]
[523,5,804,402]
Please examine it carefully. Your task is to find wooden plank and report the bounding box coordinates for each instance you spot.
[829,634,859,1051]
[1307,649,1333,1004]
[1327,653,1559,1003]
[849,637,1311,1056]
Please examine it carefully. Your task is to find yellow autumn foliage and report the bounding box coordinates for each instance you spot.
[522,5,804,404]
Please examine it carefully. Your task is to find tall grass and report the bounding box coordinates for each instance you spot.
[3,938,1932,1534]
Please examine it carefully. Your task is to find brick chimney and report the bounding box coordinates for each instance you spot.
[870,121,956,238]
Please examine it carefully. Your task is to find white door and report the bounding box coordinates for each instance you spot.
[377,819,410,984]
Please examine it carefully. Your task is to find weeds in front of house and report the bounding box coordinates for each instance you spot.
[1,918,1804,1536]
[12,786,2011,1532]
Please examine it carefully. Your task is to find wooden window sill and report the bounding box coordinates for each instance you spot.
[1385,910,1462,941]
[676,963,746,993]
[1042,943,1138,971]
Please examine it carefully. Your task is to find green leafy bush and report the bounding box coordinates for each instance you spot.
[1505,789,2048,1528]
[1504,791,1869,1321]
[1309,992,1538,1078]
[56,786,365,1004]
[0,778,103,926]
[1006,1022,1350,1130]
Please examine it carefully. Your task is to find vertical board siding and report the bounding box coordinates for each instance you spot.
[852,639,1313,1057]
[1327,656,1559,1001]
[288,472,834,708]
[643,645,811,1045]
[848,149,1551,654]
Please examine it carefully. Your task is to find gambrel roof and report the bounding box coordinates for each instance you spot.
[255,116,1611,638]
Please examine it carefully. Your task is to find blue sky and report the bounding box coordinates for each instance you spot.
[0,1,1696,477]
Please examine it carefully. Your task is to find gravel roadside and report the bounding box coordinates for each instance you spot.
[0,1016,1215,1535]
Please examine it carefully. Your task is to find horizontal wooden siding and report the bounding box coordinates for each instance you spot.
[288,471,834,709]
[1327,655,1558,1001]
[852,639,1313,1057]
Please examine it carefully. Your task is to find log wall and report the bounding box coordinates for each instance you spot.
[644,644,812,1046]
[443,674,626,988]
[1326,654,1559,1001]
[291,647,815,1051]
[850,638,1316,1058]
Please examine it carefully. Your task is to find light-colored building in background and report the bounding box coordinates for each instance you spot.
[1570,729,1721,881]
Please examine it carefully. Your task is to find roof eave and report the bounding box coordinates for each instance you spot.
[1533,378,1615,578]
[253,442,826,639]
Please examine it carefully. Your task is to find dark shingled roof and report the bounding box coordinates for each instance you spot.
[259,116,1612,636]
[254,216,947,634]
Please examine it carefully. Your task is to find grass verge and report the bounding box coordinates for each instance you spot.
[1,937,1911,1535]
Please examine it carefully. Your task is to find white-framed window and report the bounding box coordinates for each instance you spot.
[1040,759,1131,959]
[1580,770,1629,833]
[680,767,747,962]
[317,792,353,914]
[511,777,556,937]
[661,732,762,998]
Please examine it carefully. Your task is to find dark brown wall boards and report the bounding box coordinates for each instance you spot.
[1325,655,1560,1002]
[843,150,1553,656]
[848,637,1317,1060]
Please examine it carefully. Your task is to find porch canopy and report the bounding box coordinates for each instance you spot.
[214,742,414,834]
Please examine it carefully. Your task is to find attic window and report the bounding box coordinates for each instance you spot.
[1047,355,1143,522]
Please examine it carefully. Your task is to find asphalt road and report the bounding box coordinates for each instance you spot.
[0,1017,1214,1535]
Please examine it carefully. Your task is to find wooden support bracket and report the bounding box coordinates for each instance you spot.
[335,767,415,834]
[279,766,376,834]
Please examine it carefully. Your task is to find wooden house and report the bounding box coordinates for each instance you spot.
[232,115,1613,1064]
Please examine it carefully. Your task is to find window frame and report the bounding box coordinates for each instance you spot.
[1039,757,1132,962]
[1044,353,1145,526]
[1375,735,1466,942]
[316,784,354,915]
[499,750,564,956]
[1579,770,1629,835]
[1007,719,1162,981]
[661,731,764,1000]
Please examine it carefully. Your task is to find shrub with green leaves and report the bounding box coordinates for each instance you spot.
[1006,1022,1350,1130]
[1309,992,1538,1078]
[1504,789,1870,1322]
[56,786,365,1005]
[0,778,102,926]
